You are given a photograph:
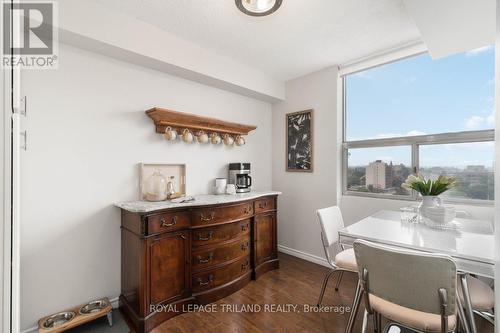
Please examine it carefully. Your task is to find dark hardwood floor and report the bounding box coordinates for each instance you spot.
[150,253,493,333]
[150,253,360,332]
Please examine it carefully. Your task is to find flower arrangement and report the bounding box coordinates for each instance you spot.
[402,174,457,196]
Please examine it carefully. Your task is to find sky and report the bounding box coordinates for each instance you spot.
[346,46,495,168]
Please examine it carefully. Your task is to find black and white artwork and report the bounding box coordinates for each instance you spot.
[286,109,313,172]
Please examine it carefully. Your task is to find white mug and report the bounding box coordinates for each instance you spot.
[223,134,234,146]
[164,127,177,141]
[235,135,245,146]
[197,131,209,143]
[182,129,194,143]
[211,133,222,145]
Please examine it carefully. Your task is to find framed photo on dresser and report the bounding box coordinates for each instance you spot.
[286,109,313,172]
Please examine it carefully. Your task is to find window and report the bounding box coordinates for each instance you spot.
[347,146,411,197]
[343,47,494,203]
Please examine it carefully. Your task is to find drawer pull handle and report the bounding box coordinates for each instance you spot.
[197,275,214,286]
[244,206,252,214]
[198,253,213,264]
[241,224,249,232]
[259,201,269,209]
[241,260,250,271]
[200,212,215,222]
[241,242,249,251]
[197,231,213,241]
[161,216,177,227]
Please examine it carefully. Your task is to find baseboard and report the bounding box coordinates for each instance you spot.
[278,244,330,268]
[109,296,119,309]
[20,296,120,333]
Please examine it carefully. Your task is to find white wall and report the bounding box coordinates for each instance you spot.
[20,43,272,330]
[271,67,338,260]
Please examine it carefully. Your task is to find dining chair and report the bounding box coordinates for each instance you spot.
[457,275,495,326]
[352,239,467,333]
[316,206,358,305]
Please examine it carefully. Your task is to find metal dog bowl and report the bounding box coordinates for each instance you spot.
[79,299,109,315]
[42,311,76,329]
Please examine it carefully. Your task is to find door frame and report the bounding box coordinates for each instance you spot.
[1,60,13,333]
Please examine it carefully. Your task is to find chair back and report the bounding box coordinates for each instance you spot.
[317,206,344,247]
[353,239,457,316]
[317,206,345,263]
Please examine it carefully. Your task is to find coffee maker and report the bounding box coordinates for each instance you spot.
[228,163,252,193]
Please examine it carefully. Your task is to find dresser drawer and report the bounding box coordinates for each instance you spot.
[255,197,276,213]
[191,203,253,227]
[192,255,251,293]
[191,219,250,247]
[147,211,191,235]
[192,237,251,271]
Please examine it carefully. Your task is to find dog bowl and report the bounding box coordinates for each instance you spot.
[79,299,109,315]
[42,311,76,329]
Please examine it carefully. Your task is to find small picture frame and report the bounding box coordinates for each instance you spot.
[286,109,313,172]
[139,163,186,200]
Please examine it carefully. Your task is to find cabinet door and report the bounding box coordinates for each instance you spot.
[254,213,277,265]
[148,231,190,307]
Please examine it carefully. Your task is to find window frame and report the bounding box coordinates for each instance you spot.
[341,77,495,205]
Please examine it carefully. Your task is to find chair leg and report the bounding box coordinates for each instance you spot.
[361,309,369,333]
[317,269,337,306]
[460,274,478,333]
[375,312,382,333]
[345,279,363,333]
[335,270,344,291]
[456,293,471,333]
[372,311,378,333]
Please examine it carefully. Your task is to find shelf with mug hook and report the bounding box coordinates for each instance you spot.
[146,107,256,146]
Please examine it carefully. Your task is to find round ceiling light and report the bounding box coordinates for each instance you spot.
[235,0,283,17]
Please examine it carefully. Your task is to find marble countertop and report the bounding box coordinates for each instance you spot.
[115,191,281,213]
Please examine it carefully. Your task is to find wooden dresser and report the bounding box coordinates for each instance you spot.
[117,193,279,332]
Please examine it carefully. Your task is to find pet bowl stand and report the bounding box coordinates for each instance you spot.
[38,297,113,333]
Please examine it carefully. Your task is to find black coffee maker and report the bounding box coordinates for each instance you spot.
[228,163,252,193]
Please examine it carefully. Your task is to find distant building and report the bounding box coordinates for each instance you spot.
[365,160,393,189]
[465,165,486,172]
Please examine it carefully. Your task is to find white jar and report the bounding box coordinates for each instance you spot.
[144,169,167,201]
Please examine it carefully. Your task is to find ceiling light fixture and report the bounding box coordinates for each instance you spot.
[235,0,282,17]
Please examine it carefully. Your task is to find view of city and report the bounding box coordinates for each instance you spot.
[347,160,494,200]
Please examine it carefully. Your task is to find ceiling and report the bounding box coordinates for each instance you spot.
[93,0,422,81]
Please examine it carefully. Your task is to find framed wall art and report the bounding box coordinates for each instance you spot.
[286,109,313,172]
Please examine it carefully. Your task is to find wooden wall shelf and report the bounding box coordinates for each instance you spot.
[146,107,257,136]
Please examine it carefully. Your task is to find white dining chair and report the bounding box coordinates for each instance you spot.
[353,239,468,333]
[457,275,495,326]
[316,206,358,305]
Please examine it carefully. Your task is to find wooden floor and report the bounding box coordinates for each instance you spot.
[151,253,493,333]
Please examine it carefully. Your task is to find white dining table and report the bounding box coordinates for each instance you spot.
[338,210,494,333]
